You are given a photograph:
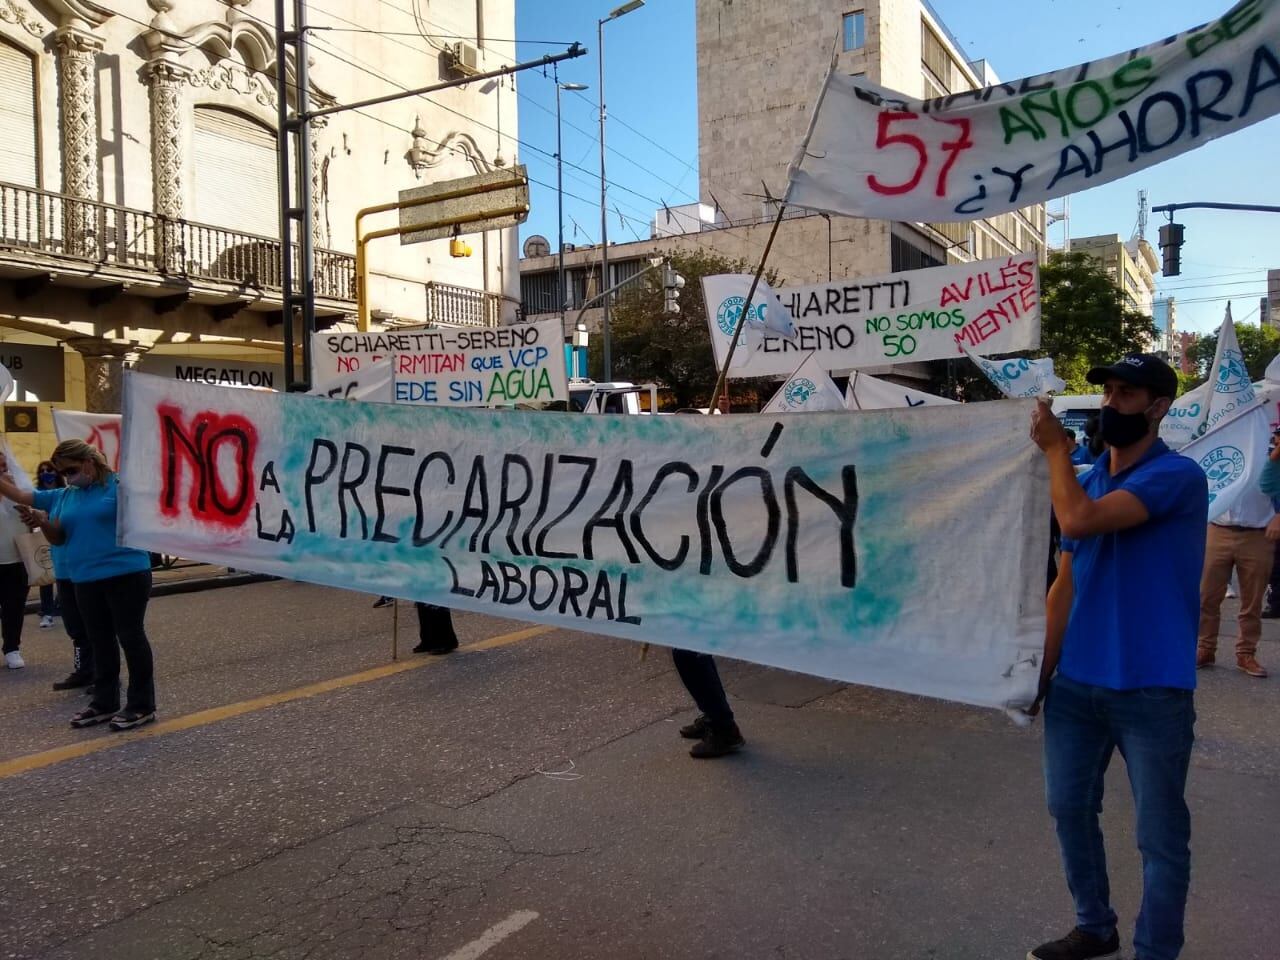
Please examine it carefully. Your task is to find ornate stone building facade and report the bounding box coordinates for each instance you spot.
[0,0,517,457]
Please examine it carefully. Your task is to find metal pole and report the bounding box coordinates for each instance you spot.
[598,17,611,381]
[274,0,294,390]
[707,203,788,413]
[294,0,316,391]
[557,83,567,326]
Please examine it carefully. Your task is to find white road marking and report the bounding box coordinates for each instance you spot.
[437,910,540,960]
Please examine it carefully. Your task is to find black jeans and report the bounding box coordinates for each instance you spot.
[39,583,57,617]
[672,649,735,728]
[56,577,91,675]
[0,561,28,653]
[75,570,154,713]
[415,603,457,645]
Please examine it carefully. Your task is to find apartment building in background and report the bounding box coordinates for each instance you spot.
[1071,234,1160,319]
[1152,296,1178,364]
[1263,268,1280,330]
[520,0,1046,362]
[0,0,516,461]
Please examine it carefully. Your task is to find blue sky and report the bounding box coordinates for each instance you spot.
[514,0,1276,335]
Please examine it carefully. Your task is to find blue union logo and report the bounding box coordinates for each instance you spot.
[1215,348,1250,394]
[1199,444,1246,502]
[784,377,818,406]
[716,296,765,336]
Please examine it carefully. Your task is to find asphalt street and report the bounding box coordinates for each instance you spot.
[1,580,1276,960]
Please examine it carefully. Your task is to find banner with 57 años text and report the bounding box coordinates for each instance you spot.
[702,254,1040,378]
[786,1,1280,221]
[119,373,1049,712]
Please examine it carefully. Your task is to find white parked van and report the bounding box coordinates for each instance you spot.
[1051,393,1103,439]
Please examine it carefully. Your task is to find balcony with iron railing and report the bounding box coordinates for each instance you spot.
[0,179,355,304]
[424,280,504,327]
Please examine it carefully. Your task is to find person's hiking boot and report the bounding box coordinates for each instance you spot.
[412,636,458,655]
[109,709,157,732]
[70,705,117,728]
[679,714,712,739]
[1196,647,1215,669]
[1027,927,1120,960]
[1237,655,1268,678]
[52,671,93,691]
[689,722,745,759]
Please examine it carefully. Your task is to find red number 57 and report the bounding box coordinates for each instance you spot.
[867,112,973,198]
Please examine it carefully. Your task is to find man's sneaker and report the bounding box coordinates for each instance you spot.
[679,714,712,739]
[52,671,93,691]
[38,615,54,628]
[70,705,117,728]
[412,637,458,655]
[1238,655,1268,678]
[689,723,745,759]
[372,596,394,608]
[109,709,156,732]
[1027,927,1120,960]
[4,651,24,670]
[1263,607,1280,620]
[1196,648,1215,669]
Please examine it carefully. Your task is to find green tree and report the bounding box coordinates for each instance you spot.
[934,250,1160,399]
[604,249,775,409]
[1184,321,1280,384]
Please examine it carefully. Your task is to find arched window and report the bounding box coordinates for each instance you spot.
[192,106,279,236]
[0,39,38,187]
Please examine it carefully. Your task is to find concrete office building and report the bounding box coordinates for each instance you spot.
[0,0,517,462]
[1071,234,1160,319]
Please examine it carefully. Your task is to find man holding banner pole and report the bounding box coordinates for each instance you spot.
[1028,354,1205,960]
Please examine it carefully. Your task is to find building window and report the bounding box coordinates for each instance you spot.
[192,107,279,237]
[842,12,865,52]
[0,39,38,188]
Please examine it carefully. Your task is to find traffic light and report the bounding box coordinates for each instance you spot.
[662,262,685,315]
[450,236,473,258]
[1158,222,1184,277]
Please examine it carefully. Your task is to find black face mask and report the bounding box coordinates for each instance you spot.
[1099,404,1153,448]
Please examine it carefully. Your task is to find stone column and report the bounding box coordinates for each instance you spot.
[144,59,190,273]
[67,339,133,414]
[54,27,103,257]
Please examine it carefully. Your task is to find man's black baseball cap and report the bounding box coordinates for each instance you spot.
[1086,353,1179,399]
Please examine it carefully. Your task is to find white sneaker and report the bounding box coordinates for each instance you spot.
[4,651,24,669]
[38,615,54,628]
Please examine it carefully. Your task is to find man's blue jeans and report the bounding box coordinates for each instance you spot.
[1044,675,1195,960]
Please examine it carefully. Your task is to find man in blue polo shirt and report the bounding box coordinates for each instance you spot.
[1026,354,1207,960]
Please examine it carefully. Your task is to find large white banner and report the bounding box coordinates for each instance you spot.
[312,320,568,406]
[787,1,1280,221]
[52,410,123,471]
[703,254,1041,378]
[118,373,1049,711]
[844,372,957,411]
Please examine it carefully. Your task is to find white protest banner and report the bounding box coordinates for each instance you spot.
[308,358,394,403]
[703,254,1040,378]
[1182,405,1272,523]
[958,342,1066,399]
[312,320,567,407]
[844,371,957,411]
[786,2,1280,222]
[118,373,1049,711]
[761,354,848,414]
[52,410,123,470]
[0,363,13,402]
[1160,380,1212,448]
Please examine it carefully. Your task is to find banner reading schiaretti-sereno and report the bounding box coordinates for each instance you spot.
[118,373,1049,711]
[702,254,1040,378]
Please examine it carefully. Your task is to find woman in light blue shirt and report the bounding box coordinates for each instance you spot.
[0,439,156,731]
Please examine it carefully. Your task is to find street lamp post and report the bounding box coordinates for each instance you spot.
[598,0,644,381]
[556,82,588,328]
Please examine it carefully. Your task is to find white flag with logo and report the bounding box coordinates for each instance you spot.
[1182,405,1270,523]
[957,342,1066,398]
[845,371,957,410]
[699,275,798,345]
[762,353,847,414]
[1204,304,1259,433]
[1160,380,1212,449]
